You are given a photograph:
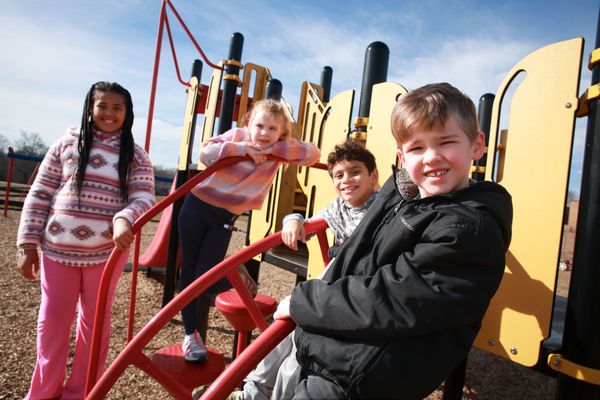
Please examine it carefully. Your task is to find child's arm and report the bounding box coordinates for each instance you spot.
[17,248,40,280]
[200,128,250,166]
[281,213,306,250]
[112,146,155,239]
[281,196,338,251]
[112,218,134,250]
[271,139,320,166]
[16,140,63,250]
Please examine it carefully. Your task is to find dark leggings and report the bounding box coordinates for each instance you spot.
[178,194,237,335]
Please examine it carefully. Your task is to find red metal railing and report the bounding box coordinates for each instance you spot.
[85,155,330,398]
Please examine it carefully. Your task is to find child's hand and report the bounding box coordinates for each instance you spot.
[113,218,134,250]
[274,295,291,320]
[281,220,306,251]
[17,249,39,280]
[247,145,272,164]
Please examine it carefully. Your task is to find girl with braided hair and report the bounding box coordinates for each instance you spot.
[17,81,155,399]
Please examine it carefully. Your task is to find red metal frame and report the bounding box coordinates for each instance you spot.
[144,0,223,152]
[84,155,330,398]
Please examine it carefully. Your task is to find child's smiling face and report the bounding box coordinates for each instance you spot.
[249,111,283,148]
[90,91,126,133]
[331,160,378,207]
[397,117,484,198]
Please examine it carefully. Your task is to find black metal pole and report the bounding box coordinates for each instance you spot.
[474,93,495,182]
[161,59,203,307]
[556,7,600,399]
[320,66,333,102]
[356,42,389,133]
[265,78,283,100]
[217,32,244,134]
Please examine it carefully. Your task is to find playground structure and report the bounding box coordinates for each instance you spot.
[78,1,600,398]
[2,146,42,217]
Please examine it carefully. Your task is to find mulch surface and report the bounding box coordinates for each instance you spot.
[0,210,556,399]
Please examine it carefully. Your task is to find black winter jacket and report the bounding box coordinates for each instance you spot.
[290,169,513,399]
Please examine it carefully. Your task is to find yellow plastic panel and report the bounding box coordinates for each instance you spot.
[295,86,355,279]
[238,63,272,126]
[475,38,583,366]
[178,76,200,171]
[200,60,224,144]
[366,82,408,173]
[246,164,284,253]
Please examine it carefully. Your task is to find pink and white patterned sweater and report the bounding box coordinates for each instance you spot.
[17,127,155,267]
[192,127,320,215]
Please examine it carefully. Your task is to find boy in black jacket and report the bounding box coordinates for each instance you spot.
[273,82,513,399]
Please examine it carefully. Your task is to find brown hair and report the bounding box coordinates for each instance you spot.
[326,140,377,176]
[390,82,479,145]
[247,98,294,141]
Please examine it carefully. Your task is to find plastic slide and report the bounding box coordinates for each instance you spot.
[138,179,177,268]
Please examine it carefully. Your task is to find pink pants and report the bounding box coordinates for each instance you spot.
[25,251,129,400]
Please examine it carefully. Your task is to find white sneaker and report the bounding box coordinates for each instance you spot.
[182,331,207,362]
[226,390,244,400]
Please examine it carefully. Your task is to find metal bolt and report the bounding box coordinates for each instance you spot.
[510,347,518,355]
[488,338,496,346]
[553,358,561,367]
[566,102,572,108]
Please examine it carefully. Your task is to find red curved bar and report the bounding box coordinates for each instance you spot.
[85,218,327,398]
[200,319,296,400]
[85,155,286,394]
[85,154,322,397]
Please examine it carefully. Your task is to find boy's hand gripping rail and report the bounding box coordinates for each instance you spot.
[84,153,328,398]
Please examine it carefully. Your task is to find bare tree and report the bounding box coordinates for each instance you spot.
[15,131,48,156]
[11,131,47,184]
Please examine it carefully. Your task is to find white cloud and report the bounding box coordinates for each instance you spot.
[0,0,595,190]
[132,117,182,168]
[390,36,533,101]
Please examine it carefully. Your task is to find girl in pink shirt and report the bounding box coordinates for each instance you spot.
[178,99,320,362]
[16,82,155,399]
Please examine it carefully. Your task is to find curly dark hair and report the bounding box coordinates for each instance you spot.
[326,140,377,176]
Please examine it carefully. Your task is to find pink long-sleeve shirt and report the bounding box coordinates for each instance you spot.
[192,127,320,215]
[17,127,155,266]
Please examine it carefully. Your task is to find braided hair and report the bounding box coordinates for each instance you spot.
[76,82,135,203]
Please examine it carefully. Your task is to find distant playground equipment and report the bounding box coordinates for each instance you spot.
[80,1,600,398]
[3,146,42,217]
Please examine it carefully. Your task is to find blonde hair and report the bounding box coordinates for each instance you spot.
[391,82,479,145]
[247,98,295,141]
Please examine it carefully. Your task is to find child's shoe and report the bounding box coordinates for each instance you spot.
[226,390,244,400]
[182,331,207,362]
[238,265,258,298]
[191,387,243,400]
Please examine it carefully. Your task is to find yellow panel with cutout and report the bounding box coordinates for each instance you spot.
[200,60,224,145]
[474,38,583,366]
[295,85,354,279]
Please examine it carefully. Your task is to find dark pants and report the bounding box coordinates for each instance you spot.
[283,374,346,400]
[178,194,237,335]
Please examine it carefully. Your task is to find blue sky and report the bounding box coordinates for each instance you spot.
[0,0,597,194]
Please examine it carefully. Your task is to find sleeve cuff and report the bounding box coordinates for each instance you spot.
[282,213,305,225]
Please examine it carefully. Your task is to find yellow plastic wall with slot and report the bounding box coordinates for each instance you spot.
[475,38,583,366]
